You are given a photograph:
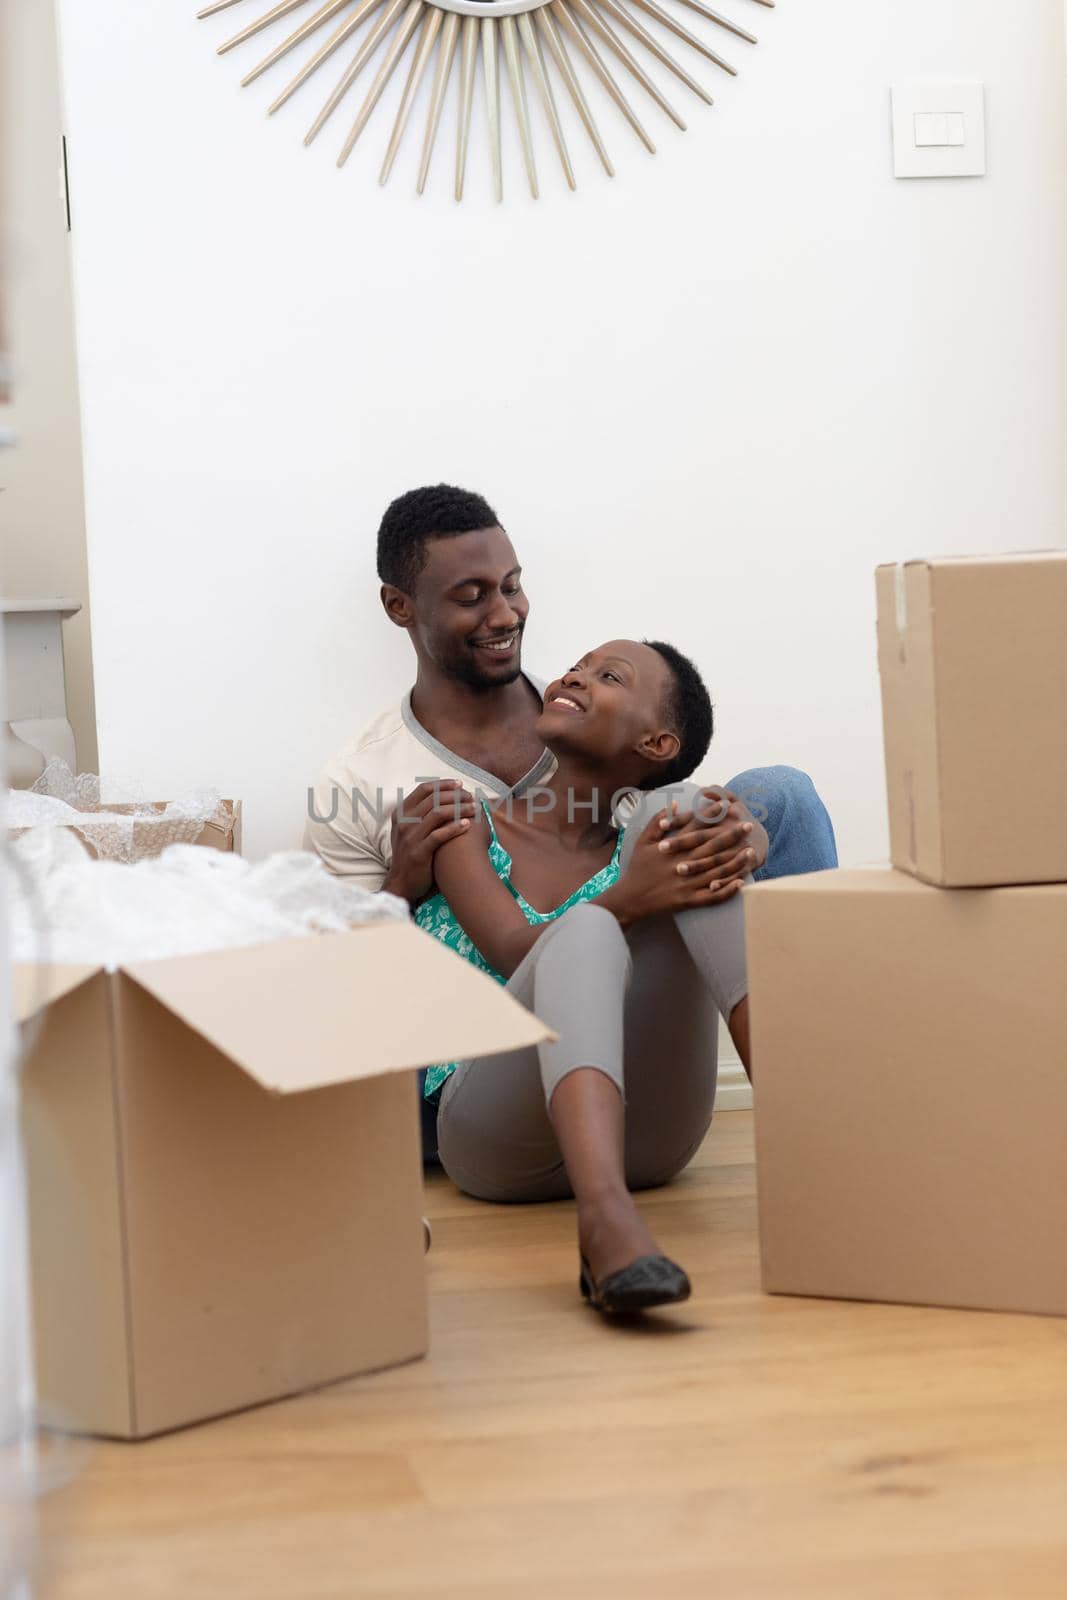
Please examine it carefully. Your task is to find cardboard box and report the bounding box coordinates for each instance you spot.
[876,551,1067,886]
[9,798,242,859]
[746,868,1067,1318]
[15,922,553,1439]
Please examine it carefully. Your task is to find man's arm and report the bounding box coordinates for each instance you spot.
[382,780,476,905]
[304,769,390,890]
[306,760,478,903]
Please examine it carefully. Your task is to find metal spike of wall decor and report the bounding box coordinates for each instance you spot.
[198,0,774,199]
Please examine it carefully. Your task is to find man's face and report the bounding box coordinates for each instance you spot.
[405,525,530,688]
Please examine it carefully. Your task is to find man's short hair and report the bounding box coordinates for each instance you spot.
[377,484,501,594]
[642,640,714,788]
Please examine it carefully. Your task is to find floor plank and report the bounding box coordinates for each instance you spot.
[35,1113,1067,1599]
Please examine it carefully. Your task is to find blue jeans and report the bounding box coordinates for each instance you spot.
[419,765,837,1164]
[722,764,838,883]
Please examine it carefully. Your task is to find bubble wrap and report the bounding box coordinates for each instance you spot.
[10,830,409,968]
[4,759,230,863]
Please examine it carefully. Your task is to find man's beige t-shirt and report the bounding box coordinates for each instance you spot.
[304,677,554,890]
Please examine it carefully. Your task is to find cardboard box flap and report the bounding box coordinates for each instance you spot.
[878,550,1067,573]
[745,868,928,900]
[13,962,101,1025]
[121,922,555,1094]
[907,549,1067,568]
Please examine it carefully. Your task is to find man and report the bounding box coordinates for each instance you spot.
[305,484,837,1152]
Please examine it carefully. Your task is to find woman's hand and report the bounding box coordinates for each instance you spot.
[655,788,765,881]
[599,803,753,929]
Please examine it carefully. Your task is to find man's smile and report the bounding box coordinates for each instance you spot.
[471,630,521,654]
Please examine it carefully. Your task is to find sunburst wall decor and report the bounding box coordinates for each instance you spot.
[198,0,773,200]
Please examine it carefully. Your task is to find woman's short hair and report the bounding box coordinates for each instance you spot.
[642,640,714,788]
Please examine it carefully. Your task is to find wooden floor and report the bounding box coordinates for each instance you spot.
[36,1112,1067,1599]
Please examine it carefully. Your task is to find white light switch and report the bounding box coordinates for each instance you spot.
[892,83,985,177]
[913,111,966,148]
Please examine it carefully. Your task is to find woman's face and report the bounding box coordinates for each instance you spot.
[536,640,679,780]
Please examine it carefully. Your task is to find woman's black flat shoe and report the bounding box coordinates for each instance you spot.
[579,1254,691,1315]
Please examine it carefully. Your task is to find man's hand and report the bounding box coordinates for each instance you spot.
[382,780,476,906]
[654,787,767,883]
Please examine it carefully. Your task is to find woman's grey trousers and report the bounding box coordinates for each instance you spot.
[436,781,750,1203]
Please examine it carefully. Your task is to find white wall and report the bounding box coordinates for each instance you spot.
[55,0,1067,861]
[2,0,98,771]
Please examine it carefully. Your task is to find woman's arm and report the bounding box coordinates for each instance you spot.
[433,792,757,978]
[431,813,549,979]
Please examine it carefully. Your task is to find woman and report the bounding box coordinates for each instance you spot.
[417,638,756,1315]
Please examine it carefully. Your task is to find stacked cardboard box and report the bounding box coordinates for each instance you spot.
[874,554,1067,886]
[745,551,1067,1317]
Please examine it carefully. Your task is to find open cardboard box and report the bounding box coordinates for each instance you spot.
[9,797,242,858]
[16,921,553,1439]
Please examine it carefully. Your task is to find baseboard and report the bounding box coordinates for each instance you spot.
[716,1057,752,1111]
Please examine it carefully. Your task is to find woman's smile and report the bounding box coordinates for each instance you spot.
[545,692,585,715]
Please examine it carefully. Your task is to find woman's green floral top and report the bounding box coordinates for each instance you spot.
[416,801,624,1100]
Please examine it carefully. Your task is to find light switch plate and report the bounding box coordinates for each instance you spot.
[891,83,986,178]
